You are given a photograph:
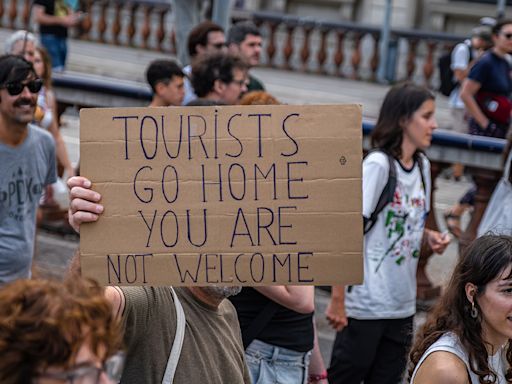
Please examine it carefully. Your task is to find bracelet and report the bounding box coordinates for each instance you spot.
[308,371,328,381]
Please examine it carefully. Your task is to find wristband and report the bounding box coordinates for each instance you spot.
[309,371,328,381]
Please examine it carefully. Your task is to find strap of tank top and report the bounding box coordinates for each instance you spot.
[161,287,186,384]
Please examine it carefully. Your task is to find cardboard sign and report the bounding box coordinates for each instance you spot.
[80,105,363,286]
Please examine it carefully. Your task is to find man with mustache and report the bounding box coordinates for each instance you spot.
[0,54,56,284]
[67,176,251,383]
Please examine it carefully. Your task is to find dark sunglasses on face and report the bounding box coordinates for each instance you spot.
[1,78,43,96]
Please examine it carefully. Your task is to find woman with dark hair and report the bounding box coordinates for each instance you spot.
[409,234,512,383]
[326,82,451,383]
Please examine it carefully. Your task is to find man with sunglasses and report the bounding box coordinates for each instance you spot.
[0,54,56,284]
[182,20,227,105]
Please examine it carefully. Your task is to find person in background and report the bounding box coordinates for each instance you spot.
[182,20,226,105]
[409,234,512,383]
[0,278,124,384]
[146,59,185,107]
[445,25,493,182]
[189,51,248,105]
[32,0,82,71]
[445,19,512,239]
[227,21,264,92]
[326,83,450,384]
[228,91,327,384]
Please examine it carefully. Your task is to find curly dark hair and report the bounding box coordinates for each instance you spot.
[371,82,434,159]
[408,235,512,383]
[0,278,122,384]
[190,51,248,98]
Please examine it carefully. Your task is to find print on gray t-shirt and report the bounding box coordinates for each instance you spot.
[0,124,56,284]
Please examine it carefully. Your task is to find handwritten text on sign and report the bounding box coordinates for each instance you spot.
[80,105,363,286]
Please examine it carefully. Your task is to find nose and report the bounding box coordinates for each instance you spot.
[431,117,438,130]
[20,85,32,97]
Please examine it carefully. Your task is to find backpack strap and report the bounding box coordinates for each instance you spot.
[415,152,429,213]
[162,287,186,384]
[363,150,396,234]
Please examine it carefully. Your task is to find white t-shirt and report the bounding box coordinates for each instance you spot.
[182,65,197,105]
[410,332,507,384]
[449,41,471,109]
[344,151,431,319]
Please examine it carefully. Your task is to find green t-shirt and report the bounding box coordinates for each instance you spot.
[119,286,251,383]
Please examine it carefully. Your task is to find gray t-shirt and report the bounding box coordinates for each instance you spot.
[0,124,56,283]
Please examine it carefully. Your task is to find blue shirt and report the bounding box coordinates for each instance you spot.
[469,51,512,96]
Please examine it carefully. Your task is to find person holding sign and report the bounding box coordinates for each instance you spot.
[0,278,124,384]
[326,83,451,384]
[409,234,512,383]
[66,175,251,383]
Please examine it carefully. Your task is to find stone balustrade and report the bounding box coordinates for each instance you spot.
[1,0,467,86]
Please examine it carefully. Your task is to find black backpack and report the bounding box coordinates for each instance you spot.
[438,41,472,97]
[363,150,427,235]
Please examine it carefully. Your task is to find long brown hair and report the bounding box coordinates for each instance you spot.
[35,46,52,88]
[408,235,512,383]
[0,278,122,384]
[371,82,434,158]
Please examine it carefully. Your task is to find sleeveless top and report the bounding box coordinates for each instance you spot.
[410,332,507,383]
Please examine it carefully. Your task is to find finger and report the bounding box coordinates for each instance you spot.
[71,210,99,225]
[67,176,92,190]
[70,186,102,203]
[70,197,104,215]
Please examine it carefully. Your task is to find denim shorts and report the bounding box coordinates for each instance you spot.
[245,339,311,384]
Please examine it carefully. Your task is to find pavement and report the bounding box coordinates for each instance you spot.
[15,27,469,366]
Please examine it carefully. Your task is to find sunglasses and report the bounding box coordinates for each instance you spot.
[501,32,512,40]
[1,78,43,96]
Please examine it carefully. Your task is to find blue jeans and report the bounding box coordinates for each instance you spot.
[245,339,311,384]
[40,34,67,71]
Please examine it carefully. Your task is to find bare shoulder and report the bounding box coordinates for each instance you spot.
[104,286,126,319]
[413,351,470,384]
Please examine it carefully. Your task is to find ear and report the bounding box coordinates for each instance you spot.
[399,116,408,129]
[196,44,205,55]
[465,282,477,304]
[213,79,226,95]
[228,43,238,53]
[154,82,166,96]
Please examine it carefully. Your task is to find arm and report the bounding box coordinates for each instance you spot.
[33,4,80,27]
[68,176,103,233]
[254,286,314,314]
[46,91,74,178]
[325,285,347,331]
[66,250,125,320]
[424,228,451,254]
[453,68,468,83]
[308,318,328,384]
[460,78,488,128]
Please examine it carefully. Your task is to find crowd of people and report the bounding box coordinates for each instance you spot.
[0,8,512,384]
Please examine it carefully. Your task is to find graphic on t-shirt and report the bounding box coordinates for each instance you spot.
[55,0,68,17]
[0,166,43,222]
[373,185,425,273]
